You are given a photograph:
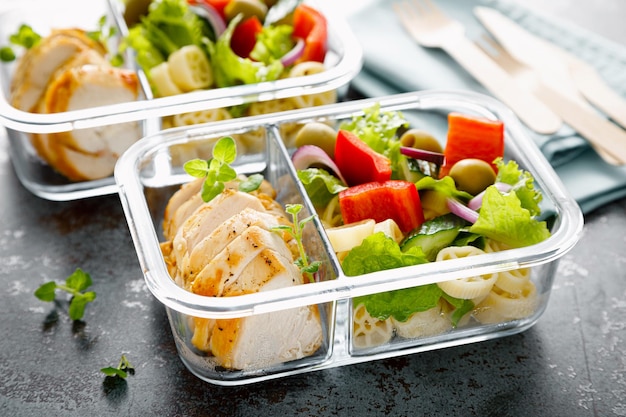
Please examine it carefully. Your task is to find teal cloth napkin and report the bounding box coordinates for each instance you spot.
[346,0,626,213]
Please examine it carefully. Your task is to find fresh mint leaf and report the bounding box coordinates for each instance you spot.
[183,159,209,177]
[272,204,319,282]
[34,268,96,320]
[101,355,134,380]
[68,293,96,321]
[0,46,15,62]
[239,174,264,193]
[212,136,237,164]
[184,137,262,203]
[65,268,92,292]
[101,367,128,378]
[34,281,57,302]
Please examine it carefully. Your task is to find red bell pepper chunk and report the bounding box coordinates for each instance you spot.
[440,112,505,178]
[230,15,263,58]
[292,4,328,63]
[339,180,425,234]
[334,129,392,186]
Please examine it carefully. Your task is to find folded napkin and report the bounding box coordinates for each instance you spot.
[346,0,626,213]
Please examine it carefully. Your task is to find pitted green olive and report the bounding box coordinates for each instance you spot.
[399,129,443,153]
[294,122,338,158]
[225,0,268,22]
[448,158,497,196]
[420,190,450,221]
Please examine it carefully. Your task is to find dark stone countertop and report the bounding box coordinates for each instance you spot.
[2,1,626,414]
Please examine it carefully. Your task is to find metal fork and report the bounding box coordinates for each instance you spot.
[392,0,562,135]
[477,36,626,165]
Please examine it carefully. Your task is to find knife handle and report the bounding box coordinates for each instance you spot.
[535,83,626,165]
[570,62,626,130]
[441,36,562,135]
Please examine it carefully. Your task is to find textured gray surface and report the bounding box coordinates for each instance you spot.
[2,1,626,416]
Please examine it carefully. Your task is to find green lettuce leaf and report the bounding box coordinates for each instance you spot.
[469,186,551,247]
[250,24,294,64]
[354,284,443,322]
[495,158,543,217]
[123,0,204,71]
[346,232,473,325]
[297,168,347,207]
[342,232,428,276]
[210,15,284,88]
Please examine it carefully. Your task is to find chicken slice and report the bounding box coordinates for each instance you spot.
[210,305,323,370]
[221,248,300,296]
[49,141,119,181]
[10,29,105,112]
[172,190,268,273]
[162,177,204,241]
[189,247,299,353]
[40,64,140,156]
[190,225,293,295]
[184,207,289,282]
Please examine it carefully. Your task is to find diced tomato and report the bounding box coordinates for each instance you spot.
[230,15,263,58]
[334,130,391,186]
[292,4,328,63]
[440,112,505,177]
[339,180,425,234]
[190,0,231,19]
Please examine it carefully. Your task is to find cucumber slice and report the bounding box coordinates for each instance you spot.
[401,214,466,261]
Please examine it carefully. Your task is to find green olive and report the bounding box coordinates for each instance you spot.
[448,158,497,196]
[420,190,450,221]
[294,122,338,158]
[224,0,268,22]
[399,129,443,153]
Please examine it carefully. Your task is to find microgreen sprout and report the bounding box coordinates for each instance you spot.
[184,136,263,202]
[34,268,96,321]
[0,24,41,62]
[101,354,135,379]
[272,204,321,283]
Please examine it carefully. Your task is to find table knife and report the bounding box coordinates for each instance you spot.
[474,6,626,129]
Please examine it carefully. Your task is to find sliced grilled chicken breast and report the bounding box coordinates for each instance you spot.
[190,226,295,295]
[163,178,205,240]
[41,64,140,155]
[10,29,106,112]
[171,190,267,273]
[185,207,294,284]
[162,181,323,370]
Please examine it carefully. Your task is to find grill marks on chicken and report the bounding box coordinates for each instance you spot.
[162,181,323,370]
[10,28,141,181]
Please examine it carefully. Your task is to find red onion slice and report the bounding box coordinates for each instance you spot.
[189,4,226,37]
[292,145,347,184]
[400,146,445,165]
[447,198,479,224]
[281,38,305,67]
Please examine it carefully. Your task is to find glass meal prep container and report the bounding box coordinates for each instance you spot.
[114,90,584,386]
[0,0,362,201]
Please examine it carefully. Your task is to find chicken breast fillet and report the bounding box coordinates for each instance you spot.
[162,183,324,370]
[10,29,106,112]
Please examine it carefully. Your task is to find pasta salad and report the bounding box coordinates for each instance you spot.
[291,105,552,349]
[124,0,336,150]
